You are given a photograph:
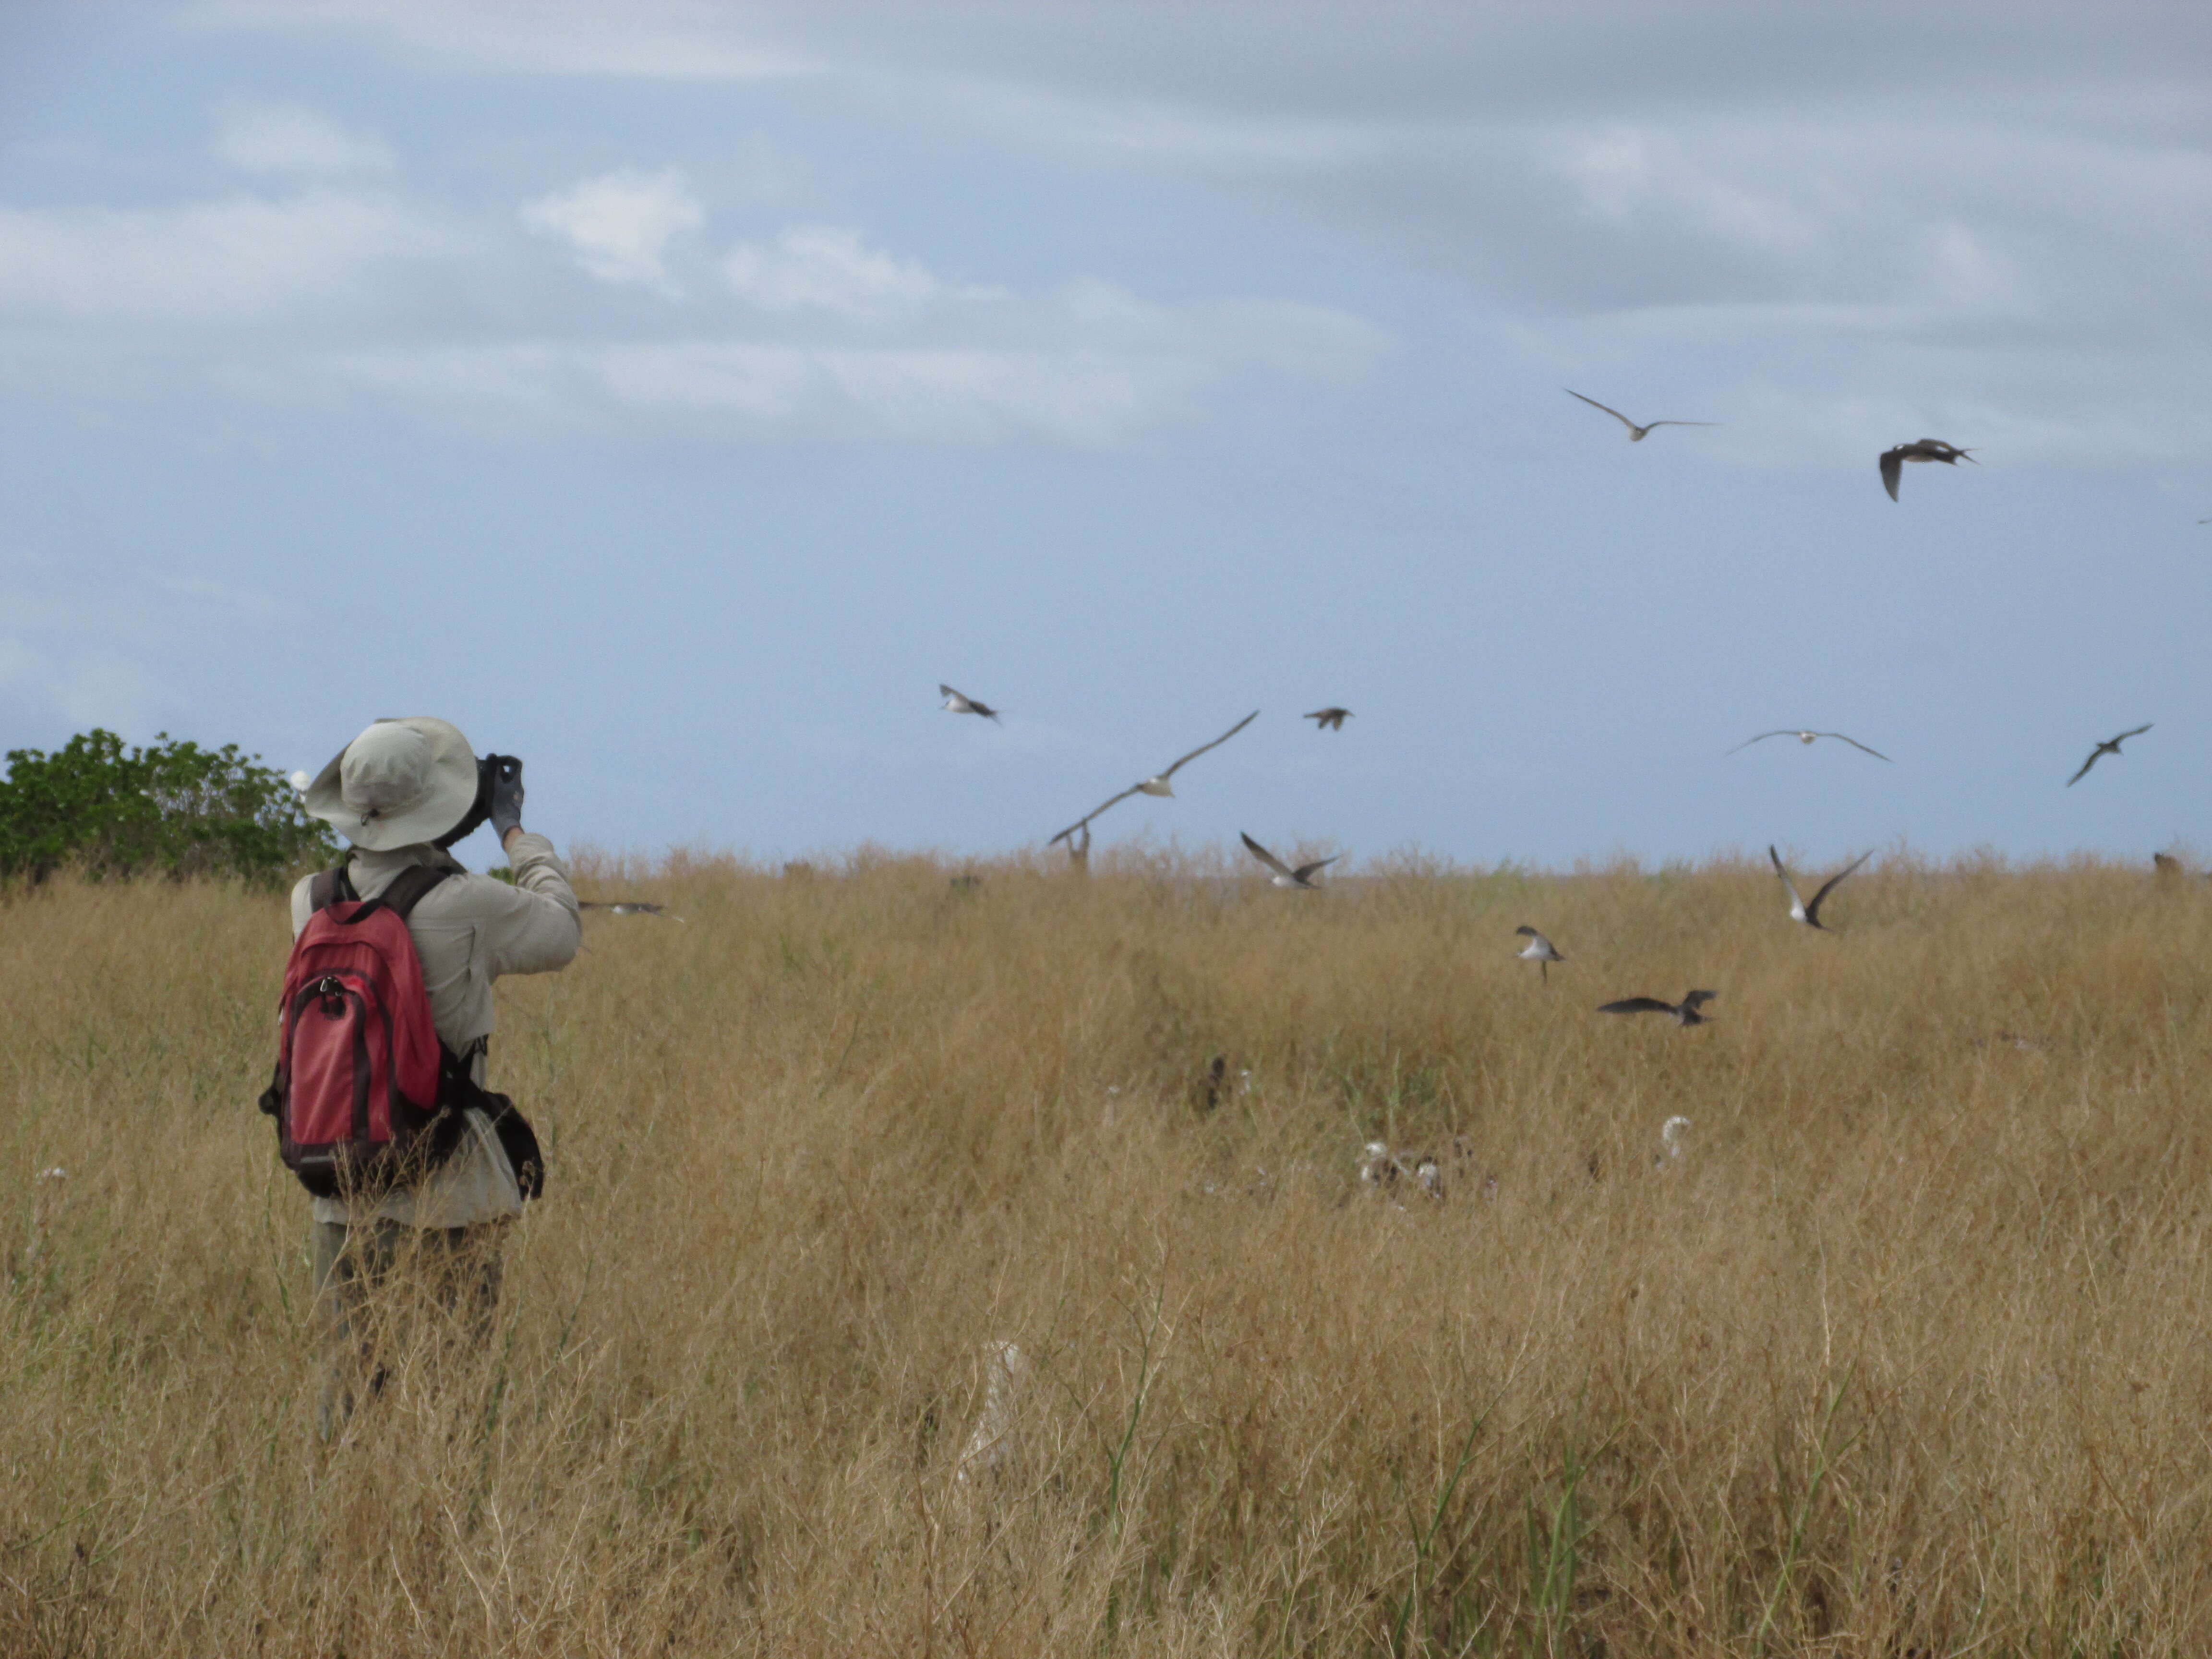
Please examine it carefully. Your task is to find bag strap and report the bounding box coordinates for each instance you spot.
[307,864,358,913]
[379,864,452,922]
[334,863,453,927]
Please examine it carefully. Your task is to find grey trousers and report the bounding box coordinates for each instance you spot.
[311,1217,506,1441]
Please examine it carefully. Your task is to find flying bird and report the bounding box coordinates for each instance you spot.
[939,685,1000,721]
[1768,845,1872,931]
[1305,707,1351,731]
[2066,724,2152,787]
[1514,926,1565,984]
[1598,990,1717,1026]
[580,901,685,922]
[1239,831,1338,889]
[1047,710,1260,846]
[1564,389,1714,442]
[1728,729,1892,762]
[1879,439,1975,501]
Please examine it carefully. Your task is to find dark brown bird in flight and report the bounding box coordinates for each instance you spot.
[2066,724,2152,787]
[1598,990,1717,1026]
[1879,439,1975,501]
[1564,389,1713,442]
[1305,707,1351,731]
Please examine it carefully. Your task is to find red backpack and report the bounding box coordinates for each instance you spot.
[259,865,468,1198]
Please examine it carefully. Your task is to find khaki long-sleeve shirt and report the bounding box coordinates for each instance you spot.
[289,831,581,1228]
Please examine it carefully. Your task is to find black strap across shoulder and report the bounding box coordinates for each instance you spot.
[326,863,452,928]
[307,865,357,913]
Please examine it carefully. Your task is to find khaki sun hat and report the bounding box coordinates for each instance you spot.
[303,717,479,851]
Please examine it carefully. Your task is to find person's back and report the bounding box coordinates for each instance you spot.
[284,716,580,1434]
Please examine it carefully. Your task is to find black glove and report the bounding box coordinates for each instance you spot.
[488,755,526,841]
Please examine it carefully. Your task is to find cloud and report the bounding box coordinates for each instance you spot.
[210,98,396,177]
[307,284,1388,446]
[521,167,705,293]
[0,191,479,331]
[183,0,809,79]
[182,2,2212,474]
[723,225,971,322]
[0,144,1384,446]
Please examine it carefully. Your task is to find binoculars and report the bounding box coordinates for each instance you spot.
[434,753,523,848]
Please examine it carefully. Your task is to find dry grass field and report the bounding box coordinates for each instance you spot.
[5,846,2212,1656]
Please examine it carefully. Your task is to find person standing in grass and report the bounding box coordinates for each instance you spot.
[288,716,580,1438]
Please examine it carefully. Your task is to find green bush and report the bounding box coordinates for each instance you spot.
[0,729,338,885]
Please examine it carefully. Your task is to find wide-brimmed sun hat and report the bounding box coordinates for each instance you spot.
[302,717,478,851]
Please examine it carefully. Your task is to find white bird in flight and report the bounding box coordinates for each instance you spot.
[579,901,685,922]
[1728,729,1891,762]
[1239,831,1338,889]
[2065,723,2152,787]
[1564,389,1714,442]
[1514,926,1564,983]
[1768,845,1872,931]
[939,684,1000,721]
[1879,439,1975,502]
[1048,711,1259,847]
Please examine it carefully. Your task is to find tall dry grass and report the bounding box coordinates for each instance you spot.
[4,847,2212,1656]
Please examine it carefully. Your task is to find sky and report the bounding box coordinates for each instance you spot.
[0,1,2207,868]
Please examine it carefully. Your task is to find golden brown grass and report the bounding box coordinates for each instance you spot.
[6,847,2212,1656]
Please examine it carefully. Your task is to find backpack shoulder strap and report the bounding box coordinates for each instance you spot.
[330,863,452,928]
[379,864,454,923]
[307,864,358,913]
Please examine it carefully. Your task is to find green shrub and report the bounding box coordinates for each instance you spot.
[0,728,337,885]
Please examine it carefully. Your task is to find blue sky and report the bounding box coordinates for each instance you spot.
[1,2,2207,867]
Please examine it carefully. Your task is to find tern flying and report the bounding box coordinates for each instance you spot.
[2065,723,2152,787]
[1598,990,1717,1026]
[580,901,685,922]
[1514,926,1565,984]
[1879,439,1975,502]
[1239,831,1338,890]
[1728,729,1891,762]
[1768,845,1872,931]
[1564,389,1714,442]
[1305,707,1351,731]
[1047,710,1259,846]
[939,685,1000,721]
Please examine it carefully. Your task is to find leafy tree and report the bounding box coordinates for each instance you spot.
[0,729,337,885]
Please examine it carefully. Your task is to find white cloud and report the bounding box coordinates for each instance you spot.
[178,3,2212,473]
[184,0,809,79]
[0,157,1383,447]
[0,191,477,329]
[723,225,967,321]
[521,168,705,293]
[308,282,1389,446]
[211,99,396,177]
